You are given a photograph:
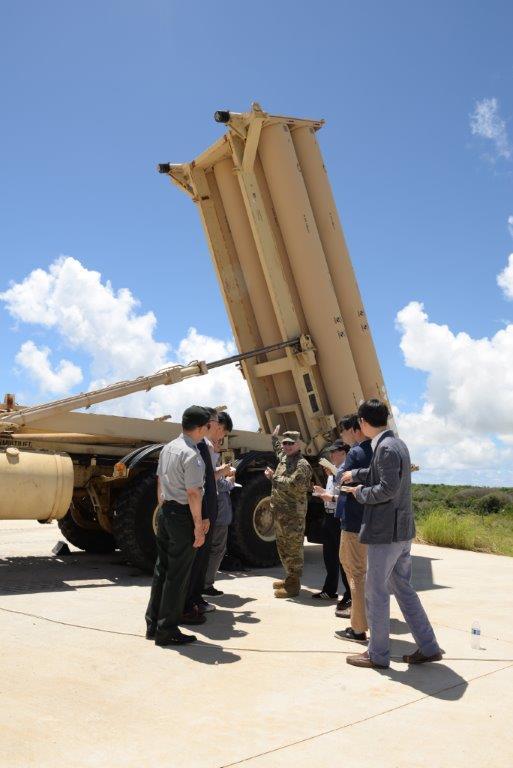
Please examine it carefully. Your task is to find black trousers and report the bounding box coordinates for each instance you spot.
[322,513,350,598]
[184,519,215,611]
[145,503,195,639]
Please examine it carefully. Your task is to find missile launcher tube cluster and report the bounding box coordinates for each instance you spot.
[164,104,389,453]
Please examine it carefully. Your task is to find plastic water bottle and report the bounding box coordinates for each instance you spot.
[471,621,481,649]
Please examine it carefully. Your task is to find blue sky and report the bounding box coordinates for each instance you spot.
[1,1,513,484]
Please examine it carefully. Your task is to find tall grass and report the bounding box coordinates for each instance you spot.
[416,507,513,556]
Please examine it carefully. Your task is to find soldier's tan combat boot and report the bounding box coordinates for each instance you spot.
[274,576,300,598]
[272,578,286,589]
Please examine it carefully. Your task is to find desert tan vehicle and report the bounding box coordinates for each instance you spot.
[0,103,390,572]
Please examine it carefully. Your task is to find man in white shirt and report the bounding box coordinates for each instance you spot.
[312,440,350,600]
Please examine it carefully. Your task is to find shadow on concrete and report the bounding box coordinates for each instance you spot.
[289,592,341,607]
[390,618,411,635]
[0,553,145,596]
[242,548,447,594]
[382,662,469,701]
[206,593,257,610]
[165,639,241,665]
[0,543,446,600]
[411,555,446,592]
[196,608,260,642]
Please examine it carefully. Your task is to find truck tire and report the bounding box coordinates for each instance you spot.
[230,474,280,567]
[58,510,116,554]
[113,473,158,572]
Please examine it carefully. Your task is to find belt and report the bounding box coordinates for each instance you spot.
[162,500,190,512]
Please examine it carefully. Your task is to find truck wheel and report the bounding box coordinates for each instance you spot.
[230,474,280,567]
[58,510,116,554]
[113,473,158,572]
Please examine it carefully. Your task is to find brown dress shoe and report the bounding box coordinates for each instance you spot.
[346,651,388,669]
[403,649,443,664]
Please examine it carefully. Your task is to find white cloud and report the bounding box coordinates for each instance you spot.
[396,301,513,432]
[1,256,258,430]
[395,302,513,485]
[95,327,259,430]
[0,257,168,380]
[508,215,513,239]
[3,256,513,481]
[497,254,513,300]
[15,341,83,395]
[470,97,511,160]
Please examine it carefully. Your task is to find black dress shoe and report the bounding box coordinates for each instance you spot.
[155,631,197,646]
[146,629,156,640]
[180,608,207,625]
[203,586,224,596]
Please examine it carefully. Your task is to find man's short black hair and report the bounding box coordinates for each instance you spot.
[327,439,350,454]
[203,406,219,420]
[357,399,389,428]
[338,414,360,432]
[182,405,211,430]
[217,411,233,433]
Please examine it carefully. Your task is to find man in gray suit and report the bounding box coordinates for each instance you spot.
[341,399,442,669]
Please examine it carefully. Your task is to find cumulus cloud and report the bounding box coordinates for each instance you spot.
[470,97,511,160]
[0,257,168,380]
[3,255,513,481]
[497,254,513,300]
[15,341,83,395]
[396,301,513,432]
[98,327,258,430]
[0,256,258,429]
[395,301,513,485]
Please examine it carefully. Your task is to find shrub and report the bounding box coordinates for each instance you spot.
[452,487,490,505]
[475,492,512,516]
[413,498,433,517]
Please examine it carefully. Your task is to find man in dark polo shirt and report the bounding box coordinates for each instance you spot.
[145,405,211,646]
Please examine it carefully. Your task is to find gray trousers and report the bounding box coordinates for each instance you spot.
[205,523,229,590]
[366,540,441,667]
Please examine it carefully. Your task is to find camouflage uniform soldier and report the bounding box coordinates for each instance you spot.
[265,427,313,598]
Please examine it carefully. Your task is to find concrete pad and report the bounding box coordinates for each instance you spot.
[1,521,512,768]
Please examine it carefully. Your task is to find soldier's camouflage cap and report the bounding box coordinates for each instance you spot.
[281,430,301,444]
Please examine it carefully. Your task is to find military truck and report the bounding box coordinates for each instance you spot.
[0,103,390,572]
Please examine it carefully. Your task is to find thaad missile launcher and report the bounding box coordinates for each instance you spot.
[0,104,390,571]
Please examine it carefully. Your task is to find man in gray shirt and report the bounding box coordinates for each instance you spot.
[145,405,211,646]
[341,399,442,669]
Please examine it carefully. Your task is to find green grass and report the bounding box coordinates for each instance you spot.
[413,484,513,556]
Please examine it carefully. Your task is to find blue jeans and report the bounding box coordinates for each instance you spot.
[366,540,441,667]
